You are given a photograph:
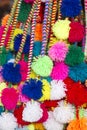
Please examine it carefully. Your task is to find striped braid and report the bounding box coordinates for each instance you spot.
[0,0,18,53]
[41,0,50,56]
[14,0,39,65]
[26,0,41,80]
[6,0,22,50]
[58,0,62,20]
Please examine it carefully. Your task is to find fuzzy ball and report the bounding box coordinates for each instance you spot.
[19,60,27,81]
[61,0,82,17]
[43,100,58,109]
[67,118,87,130]
[24,0,34,3]
[53,101,75,124]
[0,112,17,130]
[66,82,87,107]
[0,47,8,66]
[14,105,30,126]
[32,56,53,77]
[39,80,50,101]
[1,88,19,110]
[48,41,68,62]
[69,62,87,82]
[51,62,69,80]
[0,66,4,82]
[52,19,71,40]
[65,45,84,66]
[50,80,67,100]
[0,82,7,97]
[22,101,43,122]
[14,34,30,54]
[33,41,42,56]
[69,22,84,43]
[18,1,32,22]
[22,79,43,100]
[2,62,21,84]
[1,14,10,26]
[34,123,44,130]
[43,112,64,130]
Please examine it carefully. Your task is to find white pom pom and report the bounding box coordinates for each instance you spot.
[22,101,43,122]
[43,112,64,130]
[50,80,67,100]
[53,101,75,124]
[8,59,15,63]
[0,112,17,130]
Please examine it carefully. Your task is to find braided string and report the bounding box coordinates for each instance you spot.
[58,0,62,20]
[14,0,39,65]
[6,0,22,50]
[0,0,18,53]
[26,0,41,81]
[49,0,57,47]
[41,0,50,56]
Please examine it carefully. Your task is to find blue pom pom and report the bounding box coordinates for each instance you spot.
[69,62,87,82]
[14,34,30,54]
[2,63,21,84]
[22,79,43,100]
[33,41,42,56]
[61,0,82,17]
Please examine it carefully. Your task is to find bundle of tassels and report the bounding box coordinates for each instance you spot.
[0,0,87,129]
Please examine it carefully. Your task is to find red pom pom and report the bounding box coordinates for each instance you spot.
[66,82,87,107]
[1,88,19,110]
[69,22,84,43]
[43,100,58,109]
[64,77,74,90]
[14,105,30,126]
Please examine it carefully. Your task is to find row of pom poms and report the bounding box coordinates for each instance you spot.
[0,0,87,130]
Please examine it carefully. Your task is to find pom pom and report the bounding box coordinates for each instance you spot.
[22,79,43,100]
[22,101,43,122]
[69,22,84,43]
[1,88,19,110]
[61,0,82,17]
[48,41,68,62]
[0,47,8,66]
[50,80,67,100]
[66,82,87,107]
[0,82,7,97]
[0,66,4,82]
[14,105,30,126]
[52,19,71,40]
[16,126,29,130]
[38,104,48,123]
[2,62,21,84]
[18,1,32,22]
[34,123,45,130]
[0,112,17,130]
[32,56,53,77]
[14,34,30,54]
[53,101,75,123]
[1,14,10,26]
[69,62,87,82]
[51,62,69,80]
[65,45,84,66]
[35,23,42,41]
[24,0,34,3]
[19,60,27,81]
[67,118,87,130]
[43,112,64,130]
[33,41,42,56]
[43,100,58,109]
[39,79,50,101]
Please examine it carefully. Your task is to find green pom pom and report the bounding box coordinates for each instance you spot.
[18,1,32,23]
[31,55,53,77]
[65,45,84,66]
[0,47,8,66]
[24,54,28,62]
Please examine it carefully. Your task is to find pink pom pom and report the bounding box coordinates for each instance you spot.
[24,0,34,3]
[19,60,28,81]
[48,42,68,62]
[18,84,29,103]
[69,22,84,43]
[51,62,69,80]
[1,88,19,110]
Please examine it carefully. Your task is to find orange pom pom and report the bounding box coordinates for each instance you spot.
[35,23,42,41]
[1,14,10,26]
[34,123,45,130]
[67,118,87,130]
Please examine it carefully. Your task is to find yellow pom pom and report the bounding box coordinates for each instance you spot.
[34,123,45,130]
[39,79,50,101]
[30,70,37,79]
[27,124,35,130]
[52,19,71,40]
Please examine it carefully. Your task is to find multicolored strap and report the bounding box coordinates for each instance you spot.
[14,0,39,65]
[26,0,41,81]
[58,0,62,20]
